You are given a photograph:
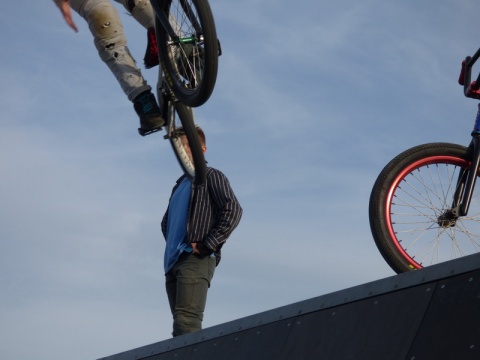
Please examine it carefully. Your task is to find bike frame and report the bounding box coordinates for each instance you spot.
[453,111,480,216]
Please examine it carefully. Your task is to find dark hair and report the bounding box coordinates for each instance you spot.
[196,126,206,147]
[176,126,206,147]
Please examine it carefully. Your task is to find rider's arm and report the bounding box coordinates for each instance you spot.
[53,0,79,33]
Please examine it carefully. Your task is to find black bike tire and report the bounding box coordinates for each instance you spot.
[167,101,206,185]
[369,142,480,273]
[156,0,218,107]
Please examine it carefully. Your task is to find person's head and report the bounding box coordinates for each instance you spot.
[179,126,207,161]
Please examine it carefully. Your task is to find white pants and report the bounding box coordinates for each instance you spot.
[69,0,156,101]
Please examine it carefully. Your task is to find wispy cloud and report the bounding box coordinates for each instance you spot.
[1,1,479,359]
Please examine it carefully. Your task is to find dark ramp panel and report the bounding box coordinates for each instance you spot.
[98,253,480,360]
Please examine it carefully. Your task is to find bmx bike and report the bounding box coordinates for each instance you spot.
[139,0,220,185]
[369,48,480,274]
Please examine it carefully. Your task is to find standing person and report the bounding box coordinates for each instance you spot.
[161,127,243,337]
[53,0,164,134]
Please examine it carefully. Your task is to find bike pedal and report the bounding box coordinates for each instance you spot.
[138,127,163,137]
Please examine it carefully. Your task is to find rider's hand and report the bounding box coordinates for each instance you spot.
[191,243,213,256]
[54,0,79,33]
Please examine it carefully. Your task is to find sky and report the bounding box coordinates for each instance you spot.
[1,1,478,359]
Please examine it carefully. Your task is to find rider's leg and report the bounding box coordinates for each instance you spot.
[113,0,154,29]
[70,0,148,101]
[113,0,159,68]
[69,0,164,131]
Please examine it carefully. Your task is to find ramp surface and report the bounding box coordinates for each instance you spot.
[98,253,480,360]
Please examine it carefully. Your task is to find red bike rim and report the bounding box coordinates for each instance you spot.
[385,155,470,270]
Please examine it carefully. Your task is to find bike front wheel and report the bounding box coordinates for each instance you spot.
[369,142,480,273]
[166,101,206,185]
[156,0,218,107]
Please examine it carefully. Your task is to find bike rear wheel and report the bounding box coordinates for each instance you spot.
[369,143,480,273]
[155,0,218,107]
[166,101,206,185]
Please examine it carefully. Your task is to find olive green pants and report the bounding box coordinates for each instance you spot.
[165,252,216,337]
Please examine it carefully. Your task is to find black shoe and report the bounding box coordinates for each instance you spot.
[134,91,165,136]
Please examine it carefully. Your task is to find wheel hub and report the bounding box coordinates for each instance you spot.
[437,209,458,228]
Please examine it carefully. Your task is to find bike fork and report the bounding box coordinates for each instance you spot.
[151,1,200,45]
[455,103,480,216]
[151,2,177,40]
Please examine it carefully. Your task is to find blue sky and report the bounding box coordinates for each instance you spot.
[1,1,478,359]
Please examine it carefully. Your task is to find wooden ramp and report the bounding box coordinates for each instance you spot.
[98,253,480,360]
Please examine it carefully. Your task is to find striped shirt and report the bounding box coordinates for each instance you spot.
[161,167,243,266]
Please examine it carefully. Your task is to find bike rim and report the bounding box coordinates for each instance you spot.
[166,102,206,185]
[167,104,195,176]
[385,155,479,269]
[158,0,217,106]
[166,1,207,94]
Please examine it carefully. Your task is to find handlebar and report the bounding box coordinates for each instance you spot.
[459,48,480,99]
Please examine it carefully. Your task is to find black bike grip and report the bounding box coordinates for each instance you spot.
[458,60,466,86]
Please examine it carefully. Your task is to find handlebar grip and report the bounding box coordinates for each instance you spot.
[459,60,466,86]
[459,49,480,99]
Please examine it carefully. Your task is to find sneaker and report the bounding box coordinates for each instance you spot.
[144,27,159,69]
[134,91,165,136]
